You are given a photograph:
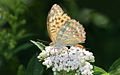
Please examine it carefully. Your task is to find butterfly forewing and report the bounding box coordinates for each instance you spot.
[47,4,70,44]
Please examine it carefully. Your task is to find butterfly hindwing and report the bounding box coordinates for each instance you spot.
[56,20,86,46]
[69,20,86,43]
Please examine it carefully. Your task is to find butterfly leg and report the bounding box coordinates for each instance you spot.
[74,44,83,48]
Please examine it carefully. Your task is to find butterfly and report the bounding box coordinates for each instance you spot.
[47,4,86,48]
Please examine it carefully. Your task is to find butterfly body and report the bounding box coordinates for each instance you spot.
[47,4,86,47]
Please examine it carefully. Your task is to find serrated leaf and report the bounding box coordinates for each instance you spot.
[26,54,44,75]
[93,66,107,75]
[30,40,45,51]
[109,58,120,75]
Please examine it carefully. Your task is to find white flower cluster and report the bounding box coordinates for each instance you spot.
[37,46,95,75]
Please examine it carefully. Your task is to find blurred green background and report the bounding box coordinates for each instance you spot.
[0,0,120,75]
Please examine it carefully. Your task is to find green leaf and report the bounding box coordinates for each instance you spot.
[13,43,32,54]
[30,40,45,51]
[93,66,107,75]
[26,54,44,75]
[109,58,120,71]
[109,69,120,75]
[109,58,120,75]
[101,73,110,75]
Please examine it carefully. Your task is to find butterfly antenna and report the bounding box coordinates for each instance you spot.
[37,39,50,44]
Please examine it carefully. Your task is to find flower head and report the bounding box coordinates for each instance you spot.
[38,46,95,75]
